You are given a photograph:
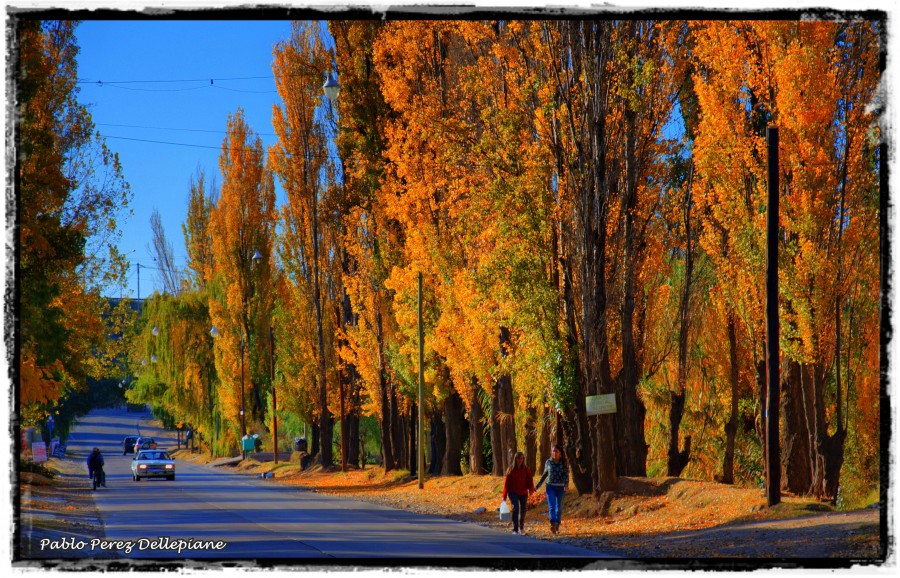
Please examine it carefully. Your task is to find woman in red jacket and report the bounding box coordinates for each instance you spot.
[501,451,535,535]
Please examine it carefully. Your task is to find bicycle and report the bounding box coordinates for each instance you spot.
[90,466,106,490]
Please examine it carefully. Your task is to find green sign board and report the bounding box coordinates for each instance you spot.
[586,393,617,415]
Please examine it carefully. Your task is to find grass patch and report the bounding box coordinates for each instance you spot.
[838,485,880,511]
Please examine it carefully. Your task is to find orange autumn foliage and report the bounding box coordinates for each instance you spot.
[208,108,276,445]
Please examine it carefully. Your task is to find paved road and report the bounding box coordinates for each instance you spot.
[65,408,605,560]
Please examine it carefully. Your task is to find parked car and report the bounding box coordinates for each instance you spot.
[131,449,175,481]
[134,437,157,451]
[122,435,139,455]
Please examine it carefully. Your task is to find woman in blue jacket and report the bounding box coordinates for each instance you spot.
[535,445,568,534]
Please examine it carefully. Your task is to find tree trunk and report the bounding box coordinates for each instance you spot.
[429,406,446,476]
[409,401,417,475]
[390,386,405,470]
[823,428,846,503]
[822,295,848,503]
[442,388,466,476]
[346,408,360,469]
[402,403,412,471]
[783,359,813,494]
[667,389,691,477]
[497,326,517,473]
[562,252,596,495]
[468,378,486,475]
[317,377,333,468]
[719,311,739,484]
[822,120,851,505]
[352,382,362,467]
[560,406,595,495]
[756,357,767,456]
[562,233,606,493]
[313,185,332,468]
[345,412,359,468]
[489,383,503,476]
[539,400,552,475]
[810,362,828,498]
[568,20,617,493]
[668,163,694,478]
[381,385,394,471]
[380,375,395,471]
[525,403,538,474]
[338,250,359,472]
[391,384,409,470]
[614,105,648,478]
[310,421,320,460]
[613,374,647,477]
[377,310,395,471]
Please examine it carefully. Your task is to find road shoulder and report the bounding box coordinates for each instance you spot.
[17,463,107,563]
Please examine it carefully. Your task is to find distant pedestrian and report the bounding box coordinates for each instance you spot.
[536,445,569,534]
[501,451,535,535]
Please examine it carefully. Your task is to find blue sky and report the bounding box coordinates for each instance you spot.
[75,20,295,299]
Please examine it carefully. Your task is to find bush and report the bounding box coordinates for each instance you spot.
[19,459,56,480]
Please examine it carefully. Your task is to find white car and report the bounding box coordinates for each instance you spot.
[131,449,175,481]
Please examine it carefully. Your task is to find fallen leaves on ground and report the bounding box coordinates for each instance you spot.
[167,450,882,559]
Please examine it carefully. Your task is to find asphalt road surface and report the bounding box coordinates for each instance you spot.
[62,408,605,561]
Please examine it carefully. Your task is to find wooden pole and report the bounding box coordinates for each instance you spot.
[765,125,781,507]
[271,325,278,464]
[241,334,246,460]
[340,365,347,472]
[418,272,425,489]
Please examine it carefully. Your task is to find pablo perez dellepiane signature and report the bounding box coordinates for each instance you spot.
[39,536,228,555]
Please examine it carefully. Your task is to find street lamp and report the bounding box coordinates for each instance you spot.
[322,72,349,472]
[323,72,340,101]
[211,325,246,458]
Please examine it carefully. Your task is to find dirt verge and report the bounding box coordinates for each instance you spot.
[17,457,107,563]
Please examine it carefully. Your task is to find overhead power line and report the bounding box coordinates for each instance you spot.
[104,135,229,150]
[100,133,840,169]
[89,83,210,93]
[102,134,341,161]
[97,122,277,137]
[85,82,278,94]
[78,75,273,85]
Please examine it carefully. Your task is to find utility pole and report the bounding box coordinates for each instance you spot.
[241,333,246,460]
[418,272,425,490]
[136,263,141,301]
[765,125,781,507]
[271,325,278,464]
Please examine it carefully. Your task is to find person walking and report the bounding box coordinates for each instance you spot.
[535,445,569,534]
[501,451,535,535]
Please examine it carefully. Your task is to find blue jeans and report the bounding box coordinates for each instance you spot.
[546,484,564,525]
[509,493,528,532]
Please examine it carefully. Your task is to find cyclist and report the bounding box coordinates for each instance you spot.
[86,447,106,488]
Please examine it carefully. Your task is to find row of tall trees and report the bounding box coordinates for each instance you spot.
[17,20,134,436]
[130,19,881,505]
